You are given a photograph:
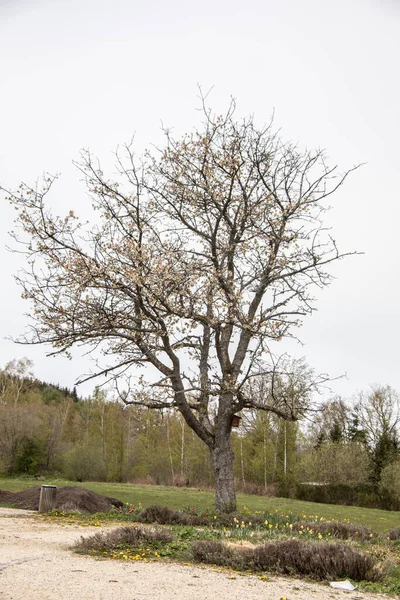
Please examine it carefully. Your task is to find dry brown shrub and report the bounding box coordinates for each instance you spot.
[138,504,269,528]
[139,505,191,525]
[291,520,377,541]
[191,539,385,582]
[138,504,209,526]
[387,526,400,541]
[138,504,274,528]
[172,475,189,487]
[74,525,173,552]
[191,540,252,569]
[251,540,383,581]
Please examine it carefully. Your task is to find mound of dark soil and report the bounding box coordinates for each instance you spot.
[0,486,124,514]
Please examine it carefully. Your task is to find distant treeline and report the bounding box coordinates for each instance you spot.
[1,359,399,510]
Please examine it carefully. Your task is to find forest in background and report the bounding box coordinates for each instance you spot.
[1,358,399,510]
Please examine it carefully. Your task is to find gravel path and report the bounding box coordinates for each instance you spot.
[0,508,394,600]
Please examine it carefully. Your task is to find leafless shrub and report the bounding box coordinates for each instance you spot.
[173,475,189,487]
[387,526,400,541]
[74,525,173,552]
[291,520,377,541]
[190,540,253,569]
[138,504,209,526]
[138,504,267,528]
[139,505,190,525]
[191,539,386,581]
[251,540,384,581]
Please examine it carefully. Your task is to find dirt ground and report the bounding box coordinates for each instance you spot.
[0,508,396,600]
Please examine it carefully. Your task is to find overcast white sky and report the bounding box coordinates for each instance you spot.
[0,0,399,400]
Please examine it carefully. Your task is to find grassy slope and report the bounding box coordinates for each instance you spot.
[0,477,398,533]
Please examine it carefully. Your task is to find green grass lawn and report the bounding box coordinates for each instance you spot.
[0,476,399,533]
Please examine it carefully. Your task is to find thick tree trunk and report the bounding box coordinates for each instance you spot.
[211,440,236,513]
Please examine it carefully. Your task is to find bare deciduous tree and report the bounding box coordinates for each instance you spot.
[3,99,357,511]
[355,385,400,449]
[0,358,33,406]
